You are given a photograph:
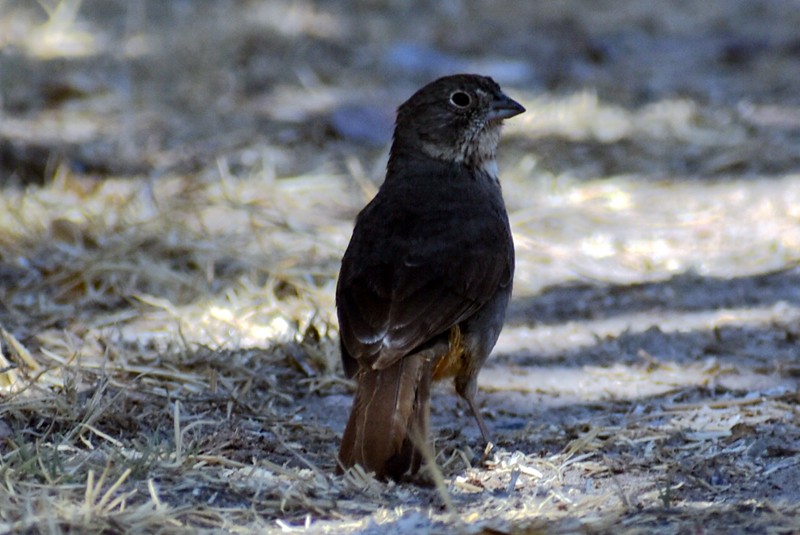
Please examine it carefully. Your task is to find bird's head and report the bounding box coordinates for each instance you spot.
[391,74,525,170]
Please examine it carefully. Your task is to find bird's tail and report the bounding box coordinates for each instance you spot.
[337,352,432,480]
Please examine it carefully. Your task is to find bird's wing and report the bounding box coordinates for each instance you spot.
[336,185,513,371]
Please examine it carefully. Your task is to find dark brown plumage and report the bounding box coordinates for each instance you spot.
[336,74,525,480]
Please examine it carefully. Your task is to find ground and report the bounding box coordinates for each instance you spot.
[1,1,800,533]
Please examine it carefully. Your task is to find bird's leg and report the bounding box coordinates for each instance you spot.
[464,393,491,444]
[450,325,492,444]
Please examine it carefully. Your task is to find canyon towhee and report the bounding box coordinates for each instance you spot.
[336,74,525,480]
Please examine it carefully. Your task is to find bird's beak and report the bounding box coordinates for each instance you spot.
[487,93,526,121]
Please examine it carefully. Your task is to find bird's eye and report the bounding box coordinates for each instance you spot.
[449,91,471,108]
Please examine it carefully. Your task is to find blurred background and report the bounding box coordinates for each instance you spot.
[3,0,800,355]
[4,0,800,181]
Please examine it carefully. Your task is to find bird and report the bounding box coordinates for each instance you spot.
[336,74,524,480]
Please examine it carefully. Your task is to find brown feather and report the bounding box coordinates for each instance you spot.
[337,351,433,479]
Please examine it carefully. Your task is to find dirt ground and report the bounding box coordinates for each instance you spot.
[1,1,800,533]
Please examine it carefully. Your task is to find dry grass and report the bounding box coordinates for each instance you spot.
[2,1,800,533]
[0,164,350,532]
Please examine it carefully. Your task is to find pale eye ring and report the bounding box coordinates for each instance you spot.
[449,91,471,108]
